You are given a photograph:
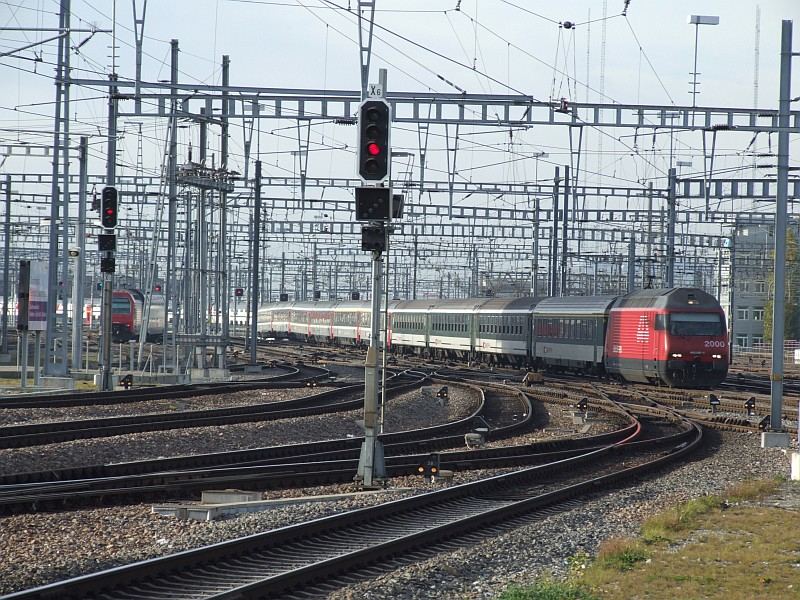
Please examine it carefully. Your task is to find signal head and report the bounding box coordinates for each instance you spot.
[101,186,119,229]
[357,99,390,181]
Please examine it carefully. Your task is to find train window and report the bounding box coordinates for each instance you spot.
[111,297,131,314]
[654,314,667,330]
[669,313,723,336]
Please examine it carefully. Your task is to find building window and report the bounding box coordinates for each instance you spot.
[754,281,767,294]
[736,308,749,321]
[735,335,748,347]
[738,281,750,292]
[752,336,763,346]
[752,307,765,321]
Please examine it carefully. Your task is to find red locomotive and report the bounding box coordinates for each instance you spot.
[604,288,728,387]
[111,289,166,343]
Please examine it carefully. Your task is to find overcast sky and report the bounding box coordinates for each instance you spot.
[2,2,797,179]
[1,1,798,279]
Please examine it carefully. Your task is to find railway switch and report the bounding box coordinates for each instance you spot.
[745,397,756,417]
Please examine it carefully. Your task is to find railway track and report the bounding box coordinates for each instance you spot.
[0,363,330,409]
[0,377,525,511]
[0,377,636,514]
[0,371,424,449]
[1,395,700,600]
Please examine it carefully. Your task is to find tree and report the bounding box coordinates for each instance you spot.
[763,227,800,342]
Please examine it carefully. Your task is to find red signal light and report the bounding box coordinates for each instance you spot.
[367,142,381,156]
[101,186,118,228]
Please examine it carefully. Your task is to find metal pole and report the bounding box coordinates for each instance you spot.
[33,330,41,386]
[45,0,68,376]
[250,161,262,365]
[280,252,286,296]
[1,175,10,354]
[71,137,88,370]
[165,39,178,373]
[198,113,208,372]
[561,165,569,296]
[100,74,118,392]
[19,333,28,389]
[358,251,386,487]
[644,182,653,288]
[312,240,317,300]
[691,23,699,108]
[220,54,230,370]
[532,195,540,296]
[768,20,793,434]
[627,237,636,292]
[412,234,418,299]
[59,4,72,373]
[666,168,677,287]
[728,224,736,364]
[381,195,392,434]
[183,191,192,334]
[551,167,560,296]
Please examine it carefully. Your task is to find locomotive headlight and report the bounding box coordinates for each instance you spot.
[712,354,722,359]
[671,353,683,358]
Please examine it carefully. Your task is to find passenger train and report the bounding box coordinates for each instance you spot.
[257,287,729,388]
[111,289,166,343]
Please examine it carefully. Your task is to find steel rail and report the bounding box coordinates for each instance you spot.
[1,403,703,600]
[0,372,426,448]
[0,364,331,409]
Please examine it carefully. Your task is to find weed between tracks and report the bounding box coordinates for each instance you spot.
[501,478,800,600]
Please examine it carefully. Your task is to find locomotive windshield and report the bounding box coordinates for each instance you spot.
[112,297,131,314]
[668,312,723,336]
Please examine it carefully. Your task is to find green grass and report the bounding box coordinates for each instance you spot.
[641,494,721,543]
[499,581,600,600]
[593,537,649,571]
[510,479,799,600]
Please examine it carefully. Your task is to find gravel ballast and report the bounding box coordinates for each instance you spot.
[0,386,334,426]
[0,418,792,597]
[0,384,480,476]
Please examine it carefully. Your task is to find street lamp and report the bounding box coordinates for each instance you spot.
[688,15,720,109]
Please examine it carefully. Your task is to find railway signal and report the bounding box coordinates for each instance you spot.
[357,99,390,181]
[361,224,386,252]
[708,393,720,414]
[417,453,441,480]
[436,386,449,406]
[235,288,244,297]
[97,234,116,252]
[576,397,589,413]
[745,397,756,416]
[100,256,115,274]
[101,186,119,228]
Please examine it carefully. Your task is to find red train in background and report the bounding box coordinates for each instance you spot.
[260,287,729,389]
[111,289,166,343]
